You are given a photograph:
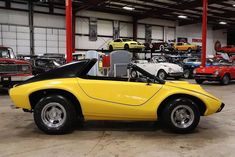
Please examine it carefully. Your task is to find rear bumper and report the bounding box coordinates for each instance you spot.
[168,72,183,77]
[216,103,225,113]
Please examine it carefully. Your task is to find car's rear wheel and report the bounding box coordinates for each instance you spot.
[161,98,200,133]
[157,70,167,80]
[195,79,204,84]
[124,44,129,50]
[34,95,77,134]
[183,69,191,79]
[130,70,138,78]
[220,74,230,85]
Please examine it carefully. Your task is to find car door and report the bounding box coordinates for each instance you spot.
[78,78,162,106]
[114,39,122,49]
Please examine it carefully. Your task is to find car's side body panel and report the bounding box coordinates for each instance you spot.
[10,77,222,121]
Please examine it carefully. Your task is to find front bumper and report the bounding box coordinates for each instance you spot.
[194,74,221,81]
[216,103,225,113]
[129,45,145,49]
[168,72,183,77]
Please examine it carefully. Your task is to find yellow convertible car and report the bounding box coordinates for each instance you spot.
[108,38,145,51]
[9,59,224,134]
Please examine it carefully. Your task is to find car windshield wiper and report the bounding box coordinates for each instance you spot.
[127,64,166,84]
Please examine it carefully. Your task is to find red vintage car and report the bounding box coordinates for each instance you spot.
[194,60,235,85]
[218,45,235,54]
[0,47,32,88]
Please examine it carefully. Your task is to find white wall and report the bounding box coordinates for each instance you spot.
[176,24,227,55]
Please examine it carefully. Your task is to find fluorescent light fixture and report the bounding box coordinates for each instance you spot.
[123,6,135,11]
[178,15,188,19]
[233,4,235,7]
[219,21,227,25]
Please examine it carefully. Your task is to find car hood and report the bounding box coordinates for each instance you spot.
[0,58,30,64]
[157,63,182,70]
[196,66,227,74]
[165,81,219,100]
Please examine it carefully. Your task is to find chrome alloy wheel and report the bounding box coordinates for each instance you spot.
[171,105,195,129]
[41,102,67,128]
[158,71,166,80]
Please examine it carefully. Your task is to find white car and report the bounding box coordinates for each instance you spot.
[131,56,183,80]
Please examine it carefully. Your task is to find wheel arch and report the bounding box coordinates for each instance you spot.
[157,94,207,118]
[29,89,83,119]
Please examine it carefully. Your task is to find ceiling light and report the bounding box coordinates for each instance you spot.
[233,4,235,7]
[219,21,227,25]
[178,15,188,19]
[123,6,135,11]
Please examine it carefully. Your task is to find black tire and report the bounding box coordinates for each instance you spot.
[183,69,191,79]
[34,95,77,134]
[220,74,230,85]
[130,70,138,78]
[161,97,200,133]
[195,79,204,84]
[124,44,129,50]
[109,45,113,52]
[157,70,167,80]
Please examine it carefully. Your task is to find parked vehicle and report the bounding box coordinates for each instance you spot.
[0,47,32,88]
[173,42,197,53]
[108,38,145,51]
[43,53,66,65]
[131,56,183,80]
[194,60,235,85]
[31,58,61,75]
[145,41,174,52]
[9,59,225,134]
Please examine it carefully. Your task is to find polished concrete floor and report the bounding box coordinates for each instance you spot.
[0,80,235,157]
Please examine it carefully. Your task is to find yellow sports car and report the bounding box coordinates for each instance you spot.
[174,42,198,52]
[9,59,224,134]
[108,38,145,51]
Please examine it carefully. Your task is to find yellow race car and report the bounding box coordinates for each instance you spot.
[108,38,145,51]
[9,59,225,134]
[174,42,198,52]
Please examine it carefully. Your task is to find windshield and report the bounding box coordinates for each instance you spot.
[212,59,232,66]
[123,39,132,42]
[152,56,167,63]
[0,49,10,58]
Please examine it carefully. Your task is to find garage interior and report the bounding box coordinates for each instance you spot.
[0,0,235,157]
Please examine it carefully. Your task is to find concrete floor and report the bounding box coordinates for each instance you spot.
[0,80,235,157]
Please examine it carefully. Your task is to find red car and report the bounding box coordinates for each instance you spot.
[0,47,32,88]
[194,60,235,85]
[218,45,235,54]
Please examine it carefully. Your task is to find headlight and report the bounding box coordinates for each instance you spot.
[21,65,30,72]
[214,70,220,76]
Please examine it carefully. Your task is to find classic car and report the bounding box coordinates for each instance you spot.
[108,38,145,51]
[131,56,183,80]
[10,59,224,134]
[42,53,66,65]
[144,41,174,52]
[31,58,61,75]
[194,60,235,85]
[0,47,32,88]
[173,42,198,53]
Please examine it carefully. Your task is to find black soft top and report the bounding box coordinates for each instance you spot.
[17,59,97,86]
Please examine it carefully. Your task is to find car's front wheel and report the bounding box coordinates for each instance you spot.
[220,74,230,85]
[34,95,77,134]
[161,98,200,133]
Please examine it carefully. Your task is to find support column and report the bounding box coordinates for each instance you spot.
[133,17,138,41]
[66,0,73,63]
[29,0,34,55]
[201,0,208,67]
